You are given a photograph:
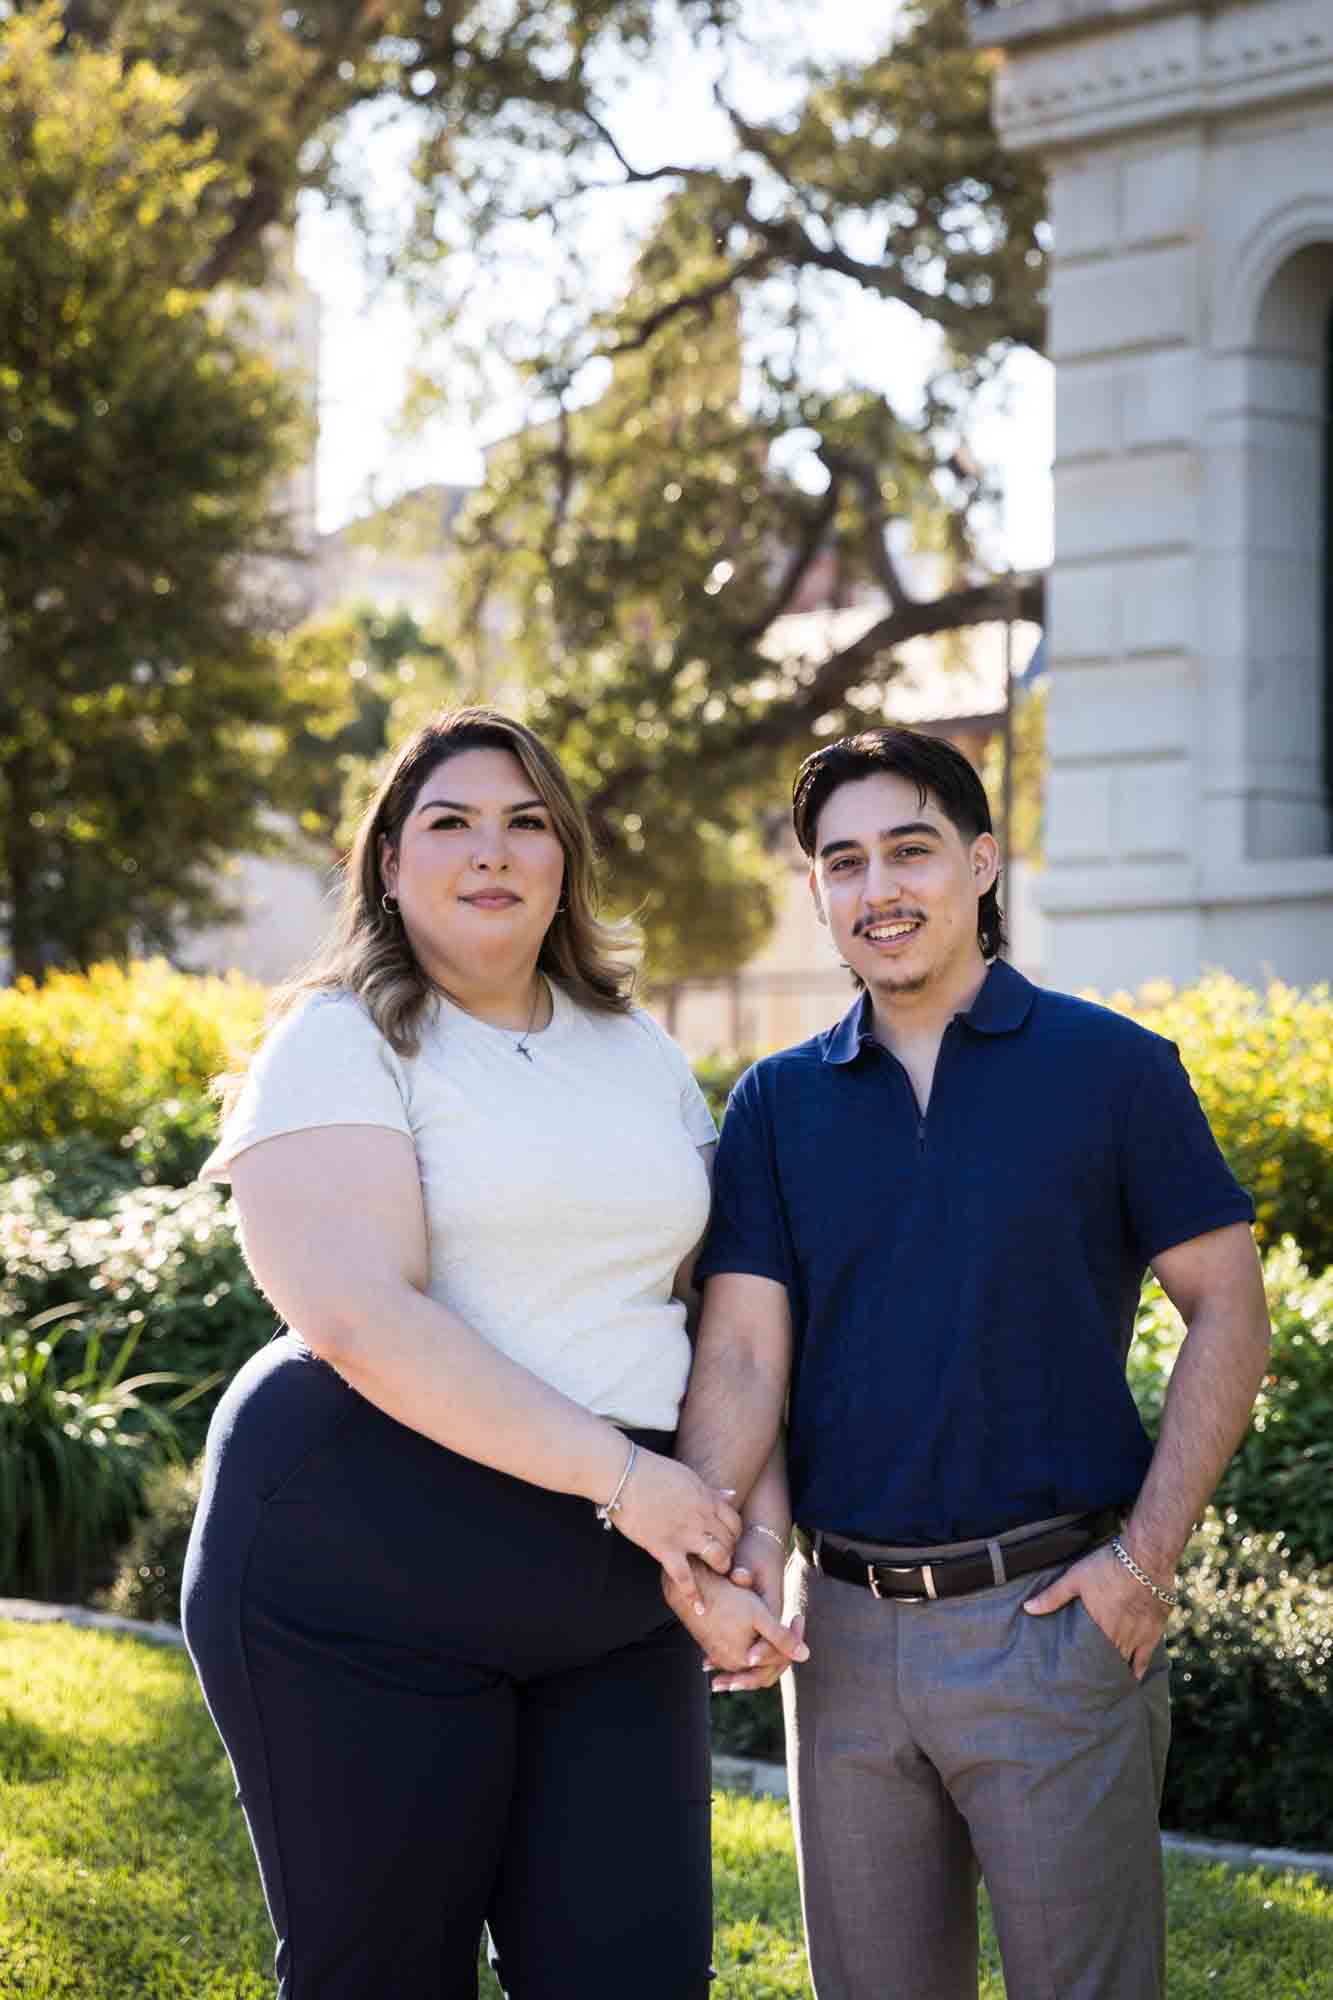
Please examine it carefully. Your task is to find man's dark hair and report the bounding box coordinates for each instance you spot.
[791,727,1006,961]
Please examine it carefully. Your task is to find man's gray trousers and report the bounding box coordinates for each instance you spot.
[782,1534,1171,2000]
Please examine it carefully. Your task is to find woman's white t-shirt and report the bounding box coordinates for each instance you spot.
[200,981,716,1430]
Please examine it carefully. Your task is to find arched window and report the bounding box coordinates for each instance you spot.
[1242,245,1333,859]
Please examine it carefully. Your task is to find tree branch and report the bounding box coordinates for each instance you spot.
[194,0,392,290]
[731,569,1044,761]
[816,443,914,610]
[582,111,713,190]
[733,481,841,646]
[605,252,774,354]
[586,569,1044,818]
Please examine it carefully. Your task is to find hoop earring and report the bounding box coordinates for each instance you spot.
[381,892,400,916]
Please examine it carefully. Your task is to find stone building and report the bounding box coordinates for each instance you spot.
[972,0,1333,990]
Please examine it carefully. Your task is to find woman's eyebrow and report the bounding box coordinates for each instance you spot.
[416,796,547,816]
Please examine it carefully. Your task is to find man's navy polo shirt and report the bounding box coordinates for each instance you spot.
[693,960,1255,1545]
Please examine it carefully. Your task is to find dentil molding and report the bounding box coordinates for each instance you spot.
[973,0,1333,151]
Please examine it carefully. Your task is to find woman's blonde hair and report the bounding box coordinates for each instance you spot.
[217,707,636,1111]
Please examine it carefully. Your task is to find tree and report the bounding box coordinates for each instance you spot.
[21,0,740,288]
[0,7,319,975]
[7,0,1048,980]
[430,1,1047,977]
[276,601,459,845]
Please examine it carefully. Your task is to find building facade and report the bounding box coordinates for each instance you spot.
[973,0,1333,990]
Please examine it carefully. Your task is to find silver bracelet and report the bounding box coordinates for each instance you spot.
[1109,1535,1180,1607]
[744,1523,788,1551]
[595,1440,639,1531]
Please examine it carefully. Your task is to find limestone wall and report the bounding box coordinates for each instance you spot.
[976,0,1333,990]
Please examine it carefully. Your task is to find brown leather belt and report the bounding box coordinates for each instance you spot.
[795,1507,1121,1604]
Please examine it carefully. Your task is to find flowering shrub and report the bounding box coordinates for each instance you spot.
[1104,973,1333,1269]
[0,959,264,1184]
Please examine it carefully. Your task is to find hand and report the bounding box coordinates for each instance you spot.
[705,1605,806,1694]
[1023,1542,1172,1680]
[662,1560,808,1680]
[712,1525,799,1691]
[729,1524,787,1616]
[611,1449,742,1601]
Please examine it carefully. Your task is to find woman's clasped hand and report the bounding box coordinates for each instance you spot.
[604,1446,742,1597]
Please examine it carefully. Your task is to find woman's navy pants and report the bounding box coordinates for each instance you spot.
[182,1335,713,1999]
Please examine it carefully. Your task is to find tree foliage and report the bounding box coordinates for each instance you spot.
[435,1,1048,972]
[0,6,324,975]
[3,0,1048,979]
[275,601,459,846]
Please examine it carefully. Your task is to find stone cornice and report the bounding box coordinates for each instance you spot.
[971,0,1196,52]
[972,0,1333,153]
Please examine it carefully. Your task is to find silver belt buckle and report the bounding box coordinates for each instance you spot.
[869,1562,937,1603]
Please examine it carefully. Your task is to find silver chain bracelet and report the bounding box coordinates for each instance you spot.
[744,1523,788,1551]
[1109,1535,1180,1607]
[595,1439,639,1530]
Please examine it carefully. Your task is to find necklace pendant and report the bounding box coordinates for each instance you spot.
[516,1042,534,1062]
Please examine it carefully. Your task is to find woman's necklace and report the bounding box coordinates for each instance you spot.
[510,977,544,1063]
[445,977,546,1061]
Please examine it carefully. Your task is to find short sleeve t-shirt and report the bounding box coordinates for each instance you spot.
[202,981,716,1431]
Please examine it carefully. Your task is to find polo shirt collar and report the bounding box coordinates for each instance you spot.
[822,958,1035,1064]
[961,958,1037,1035]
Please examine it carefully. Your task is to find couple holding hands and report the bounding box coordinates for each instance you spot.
[183,706,1268,2000]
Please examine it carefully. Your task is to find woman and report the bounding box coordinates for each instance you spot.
[182,707,779,1999]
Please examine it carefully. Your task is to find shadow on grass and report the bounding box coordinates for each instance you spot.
[0,1702,66,1785]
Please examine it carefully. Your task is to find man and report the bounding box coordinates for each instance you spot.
[667,728,1269,2000]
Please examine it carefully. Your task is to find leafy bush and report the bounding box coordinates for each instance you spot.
[0,959,264,1187]
[101,1456,204,1626]
[1163,1512,1333,1850]
[1110,975,1333,1269]
[710,1685,784,1761]
[0,1176,271,1457]
[0,1305,185,1601]
[1130,1240,1333,1569]
[691,1051,751,1125]
[0,1136,141,1219]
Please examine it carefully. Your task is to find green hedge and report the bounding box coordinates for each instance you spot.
[0,1305,185,1601]
[0,959,263,1186]
[1106,974,1333,1270]
[101,1457,204,1625]
[1163,1514,1333,1850]
[1130,1238,1332,1569]
[0,1173,269,1462]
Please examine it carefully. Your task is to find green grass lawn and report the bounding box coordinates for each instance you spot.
[2,1622,1330,1998]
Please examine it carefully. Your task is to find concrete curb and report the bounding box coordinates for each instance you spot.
[0,1596,185,1649]
[7,1602,1332,1884]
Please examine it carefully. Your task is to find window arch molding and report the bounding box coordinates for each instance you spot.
[1216,196,1333,353]
[1204,199,1333,861]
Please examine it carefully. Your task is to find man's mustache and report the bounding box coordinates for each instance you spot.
[852,910,927,938]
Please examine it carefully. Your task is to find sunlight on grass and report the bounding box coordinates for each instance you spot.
[3,1622,1331,1998]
